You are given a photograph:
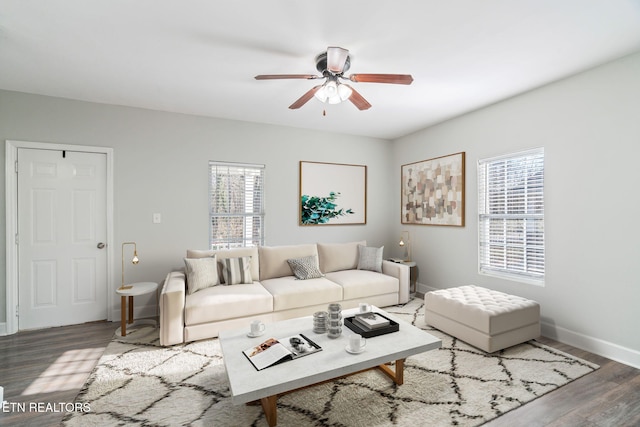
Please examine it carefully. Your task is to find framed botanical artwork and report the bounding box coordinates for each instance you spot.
[401,152,465,226]
[299,161,367,225]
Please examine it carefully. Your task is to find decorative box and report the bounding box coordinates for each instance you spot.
[344,313,399,338]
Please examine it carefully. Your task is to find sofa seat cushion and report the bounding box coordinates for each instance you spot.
[324,270,399,300]
[261,276,343,311]
[184,283,273,326]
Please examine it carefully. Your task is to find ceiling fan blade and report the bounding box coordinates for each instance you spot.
[348,74,414,85]
[255,74,320,80]
[327,47,349,73]
[289,85,322,109]
[344,85,372,110]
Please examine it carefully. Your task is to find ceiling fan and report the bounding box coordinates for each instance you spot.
[255,46,413,111]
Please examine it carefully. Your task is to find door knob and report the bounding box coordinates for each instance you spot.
[97,242,106,249]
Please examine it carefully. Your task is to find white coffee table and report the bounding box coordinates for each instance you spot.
[219,306,441,427]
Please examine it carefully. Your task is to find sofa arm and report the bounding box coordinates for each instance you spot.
[382,260,410,304]
[159,271,186,346]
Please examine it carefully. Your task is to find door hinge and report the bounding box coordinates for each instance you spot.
[16,305,19,317]
[15,233,19,245]
[15,160,18,173]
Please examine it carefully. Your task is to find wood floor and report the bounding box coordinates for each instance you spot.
[0,321,117,427]
[1,322,638,427]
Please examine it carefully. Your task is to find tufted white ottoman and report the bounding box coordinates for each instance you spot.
[424,285,540,353]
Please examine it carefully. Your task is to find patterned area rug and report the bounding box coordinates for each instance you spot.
[63,299,598,426]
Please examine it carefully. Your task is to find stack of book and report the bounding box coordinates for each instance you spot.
[352,312,390,331]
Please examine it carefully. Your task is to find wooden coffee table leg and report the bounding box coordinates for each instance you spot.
[377,358,405,385]
[260,395,278,427]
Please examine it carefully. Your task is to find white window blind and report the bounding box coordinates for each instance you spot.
[209,162,265,249]
[478,148,544,284]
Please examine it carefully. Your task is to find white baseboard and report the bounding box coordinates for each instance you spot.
[417,283,438,295]
[0,322,6,336]
[541,322,640,370]
[417,282,639,369]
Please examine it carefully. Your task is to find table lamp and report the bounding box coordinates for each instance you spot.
[120,241,139,290]
[399,231,411,262]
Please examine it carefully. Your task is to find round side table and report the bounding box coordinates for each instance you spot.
[115,281,158,337]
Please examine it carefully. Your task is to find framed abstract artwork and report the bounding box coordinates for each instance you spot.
[299,161,367,225]
[401,152,465,226]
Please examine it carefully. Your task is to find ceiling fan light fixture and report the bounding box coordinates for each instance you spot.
[314,86,328,102]
[337,83,352,101]
[327,94,342,105]
[327,46,350,73]
[325,80,338,97]
[314,81,352,104]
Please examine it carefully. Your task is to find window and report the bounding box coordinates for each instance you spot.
[209,162,265,249]
[477,148,544,285]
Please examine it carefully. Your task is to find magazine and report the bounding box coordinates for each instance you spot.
[353,312,390,330]
[242,334,321,371]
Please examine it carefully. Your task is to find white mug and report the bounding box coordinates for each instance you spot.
[359,302,371,313]
[250,320,265,335]
[349,334,366,352]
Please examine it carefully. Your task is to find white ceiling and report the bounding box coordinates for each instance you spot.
[2,1,640,139]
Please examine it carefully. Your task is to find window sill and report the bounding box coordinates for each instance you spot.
[478,270,544,287]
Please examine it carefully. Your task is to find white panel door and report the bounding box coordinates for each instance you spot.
[18,148,108,329]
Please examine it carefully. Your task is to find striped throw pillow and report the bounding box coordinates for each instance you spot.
[287,255,324,280]
[222,256,253,285]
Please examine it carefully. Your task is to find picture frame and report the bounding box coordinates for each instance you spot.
[299,161,366,225]
[401,152,465,226]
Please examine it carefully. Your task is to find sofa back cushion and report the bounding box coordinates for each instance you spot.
[186,247,260,284]
[259,244,318,280]
[317,241,366,273]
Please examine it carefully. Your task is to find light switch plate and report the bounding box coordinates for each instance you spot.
[153,213,161,224]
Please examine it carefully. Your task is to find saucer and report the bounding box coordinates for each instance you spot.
[247,331,264,338]
[345,345,365,354]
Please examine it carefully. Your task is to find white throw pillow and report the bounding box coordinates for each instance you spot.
[222,256,253,285]
[287,255,324,280]
[184,256,219,294]
[357,245,384,273]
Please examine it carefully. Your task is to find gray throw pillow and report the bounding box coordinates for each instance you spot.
[287,255,324,280]
[357,245,384,273]
[184,256,219,294]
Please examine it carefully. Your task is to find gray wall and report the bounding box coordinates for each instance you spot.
[393,51,640,367]
[0,91,395,323]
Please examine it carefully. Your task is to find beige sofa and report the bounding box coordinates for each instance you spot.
[160,241,410,346]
